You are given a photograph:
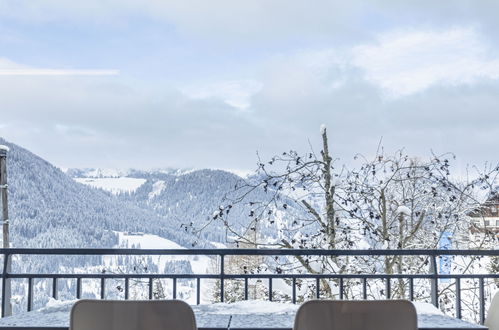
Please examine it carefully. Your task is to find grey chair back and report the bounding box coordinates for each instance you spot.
[70,299,197,330]
[486,291,499,330]
[293,300,417,330]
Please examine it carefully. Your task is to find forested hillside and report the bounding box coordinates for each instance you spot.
[75,168,305,246]
[0,138,196,249]
[0,138,303,251]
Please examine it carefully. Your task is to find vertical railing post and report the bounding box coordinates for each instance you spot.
[196,278,201,305]
[100,278,105,299]
[430,253,439,308]
[479,278,485,325]
[172,278,177,299]
[0,146,12,317]
[244,278,248,300]
[27,278,34,311]
[76,278,82,299]
[385,277,391,299]
[409,278,414,301]
[292,278,296,304]
[1,252,11,317]
[52,278,58,299]
[268,278,273,301]
[148,278,153,299]
[316,278,320,299]
[220,254,225,303]
[455,278,461,319]
[362,278,367,299]
[124,278,129,300]
[339,278,344,299]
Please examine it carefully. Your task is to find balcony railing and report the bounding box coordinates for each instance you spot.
[0,248,498,324]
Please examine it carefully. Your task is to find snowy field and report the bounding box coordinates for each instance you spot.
[78,232,216,304]
[73,177,147,194]
[0,299,486,329]
[113,231,212,275]
[9,232,217,312]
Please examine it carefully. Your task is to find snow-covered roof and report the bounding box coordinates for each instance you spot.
[0,145,9,153]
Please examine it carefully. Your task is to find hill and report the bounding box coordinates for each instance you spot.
[0,138,195,249]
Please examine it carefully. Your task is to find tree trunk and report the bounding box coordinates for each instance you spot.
[321,128,336,249]
[397,213,406,298]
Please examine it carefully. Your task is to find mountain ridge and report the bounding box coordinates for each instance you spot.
[0,138,196,248]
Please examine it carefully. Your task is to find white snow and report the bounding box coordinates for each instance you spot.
[173,168,197,176]
[148,180,166,199]
[320,124,327,135]
[413,302,443,315]
[67,232,215,305]
[0,300,477,329]
[114,232,211,275]
[74,177,146,194]
[222,169,254,178]
[0,145,9,152]
[210,241,227,248]
[41,298,77,313]
[205,300,299,315]
[117,231,183,249]
[396,205,411,216]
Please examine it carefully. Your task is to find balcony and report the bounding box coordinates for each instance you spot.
[0,248,497,329]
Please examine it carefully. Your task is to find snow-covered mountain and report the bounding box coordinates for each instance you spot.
[0,137,306,252]
[68,168,262,243]
[0,138,197,249]
[67,167,309,246]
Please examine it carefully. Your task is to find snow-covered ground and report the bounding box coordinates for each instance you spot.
[73,177,147,194]
[84,232,215,304]
[148,180,166,199]
[0,299,486,329]
[113,231,212,275]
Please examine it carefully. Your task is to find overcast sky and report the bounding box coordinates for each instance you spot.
[1,1,498,173]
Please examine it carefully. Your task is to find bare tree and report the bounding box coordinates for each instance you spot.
[339,149,499,298]
[203,126,499,300]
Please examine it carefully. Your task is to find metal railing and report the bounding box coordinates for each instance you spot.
[1,248,498,324]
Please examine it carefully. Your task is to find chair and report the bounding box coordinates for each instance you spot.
[70,300,197,330]
[486,291,499,330]
[293,300,417,330]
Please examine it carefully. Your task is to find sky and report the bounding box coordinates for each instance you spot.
[0,1,499,173]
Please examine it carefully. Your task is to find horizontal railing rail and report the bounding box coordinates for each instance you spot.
[1,249,498,324]
[1,248,499,256]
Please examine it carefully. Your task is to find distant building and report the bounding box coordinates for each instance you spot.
[469,194,499,235]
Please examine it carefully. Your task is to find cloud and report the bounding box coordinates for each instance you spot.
[245,27,499,104]
[1,46,498,171]
[0,1,361,43]
[3,0,499,47]
[54,124,97,138]
[0,58,118,76]
[181,80,263,110]
[1,5,499,172]
[0,69,119,76]
[0,62,263,169]
[351,28,499,97]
